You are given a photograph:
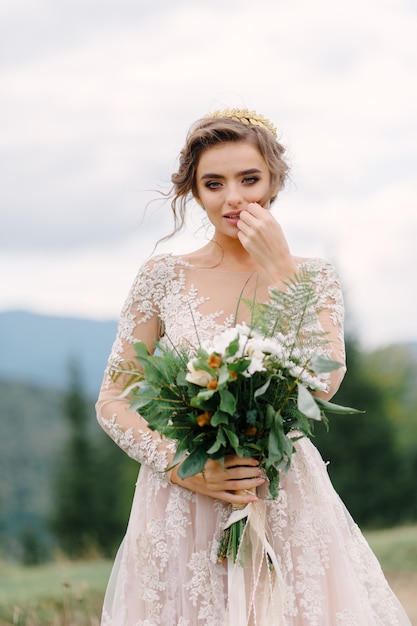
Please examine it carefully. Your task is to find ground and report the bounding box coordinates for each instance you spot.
[387,571,417,624]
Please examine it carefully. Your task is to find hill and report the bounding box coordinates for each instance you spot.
[0,311,117,395]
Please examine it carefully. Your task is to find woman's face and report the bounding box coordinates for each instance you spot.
[195,141,277,239]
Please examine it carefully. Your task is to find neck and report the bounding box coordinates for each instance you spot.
[208,236,262,271]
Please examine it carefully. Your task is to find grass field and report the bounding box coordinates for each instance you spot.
[1,525,416,625]
[0,558,111,625]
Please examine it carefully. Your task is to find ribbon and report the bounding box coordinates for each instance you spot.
[224,501,285,626]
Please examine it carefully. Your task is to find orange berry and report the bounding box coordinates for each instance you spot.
[207,354,222,368]
[196,412,212,427]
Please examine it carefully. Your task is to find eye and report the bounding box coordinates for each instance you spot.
[205,181,222,189]
[242,176,259,185]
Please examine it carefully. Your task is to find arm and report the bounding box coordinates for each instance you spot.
[95,261,176,477]
[311,259,346,400]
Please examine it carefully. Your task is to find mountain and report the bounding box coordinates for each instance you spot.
[0,310,118,395]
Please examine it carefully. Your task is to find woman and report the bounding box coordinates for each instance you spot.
[96,109,411,625]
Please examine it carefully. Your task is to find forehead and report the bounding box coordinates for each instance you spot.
[196,141,268,174]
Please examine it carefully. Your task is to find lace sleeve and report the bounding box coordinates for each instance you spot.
[95,257,178,477]
[308,258,346,399]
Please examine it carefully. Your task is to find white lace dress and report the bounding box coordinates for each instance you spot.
[96,253,411,626]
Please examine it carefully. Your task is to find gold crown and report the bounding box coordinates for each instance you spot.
[205,108,277,138]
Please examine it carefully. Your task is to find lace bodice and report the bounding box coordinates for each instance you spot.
[96,253,346,473]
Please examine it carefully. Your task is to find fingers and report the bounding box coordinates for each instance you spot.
[236,203,297,284]
[202,458,265,495]
[239,204,283,241]
[171,456,266,504]
[216,489,259,505]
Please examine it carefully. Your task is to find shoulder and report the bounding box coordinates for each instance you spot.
[132,253,193,284]
[128,253,194,300]
[296,256,341,284]
[120,254,192,319]
[295,256,344,307]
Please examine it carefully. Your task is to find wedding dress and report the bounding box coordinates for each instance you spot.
[96,253,411,626]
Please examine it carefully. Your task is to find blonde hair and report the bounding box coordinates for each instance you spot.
[167,114,289,238]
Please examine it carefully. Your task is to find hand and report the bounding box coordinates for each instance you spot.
[170,455,266,505]
[237,202,297,285]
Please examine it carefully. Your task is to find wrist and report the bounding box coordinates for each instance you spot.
[268,260,298,288]
[169,464,180,485]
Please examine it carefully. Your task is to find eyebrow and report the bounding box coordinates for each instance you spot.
[200,168,262,181]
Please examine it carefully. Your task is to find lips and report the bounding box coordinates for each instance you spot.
[224,212,241,220]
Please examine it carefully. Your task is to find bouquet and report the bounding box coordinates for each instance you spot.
[112,269,360,565]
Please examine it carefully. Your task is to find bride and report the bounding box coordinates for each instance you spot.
[96,108,411,625]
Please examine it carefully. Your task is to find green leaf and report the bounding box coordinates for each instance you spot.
[309,354,343,374]
[170,447,188,469]
[190,389,217,408]
[130,395,153,411]
[190,348,215,375]
[130,384,161,410]
[218,365,232,386]
[142,360,170,387]
[211,410,230,427]
[266,411,284,465]
[264,404,276,429]
[225,335,240,357]
[178,448,208,479]
[297,383,321,421]
[314,397,364,414]
[176,370,188,386]
[224,428,239,450]
[227,359,251,375]
[134,341,151,361]
[219,389,237,415]
[207,429,227,454]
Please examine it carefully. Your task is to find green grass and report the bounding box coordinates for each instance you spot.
[365,524,417,572]
[0,525,416,624]
[0,559,112,625]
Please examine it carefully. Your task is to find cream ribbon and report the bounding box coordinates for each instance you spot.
[224,500,286,625]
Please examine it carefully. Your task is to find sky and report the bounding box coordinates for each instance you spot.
[1,0,416,348]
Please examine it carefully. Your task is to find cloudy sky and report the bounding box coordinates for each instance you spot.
[1,0,416,348]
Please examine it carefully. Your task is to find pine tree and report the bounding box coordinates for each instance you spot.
[50,359,138,557]
[50,360,98,556]
[314,336,408,528]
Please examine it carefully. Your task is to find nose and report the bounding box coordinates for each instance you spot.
[225,184,243,208]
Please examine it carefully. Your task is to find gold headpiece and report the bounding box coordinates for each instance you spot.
[205,108,277,138]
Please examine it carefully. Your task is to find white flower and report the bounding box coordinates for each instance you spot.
[248,336,284,359]
[185,361,213,387]
[246,354,266,375]
[203,327,239,357]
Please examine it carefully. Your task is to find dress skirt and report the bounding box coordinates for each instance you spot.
[101,438,411,626]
